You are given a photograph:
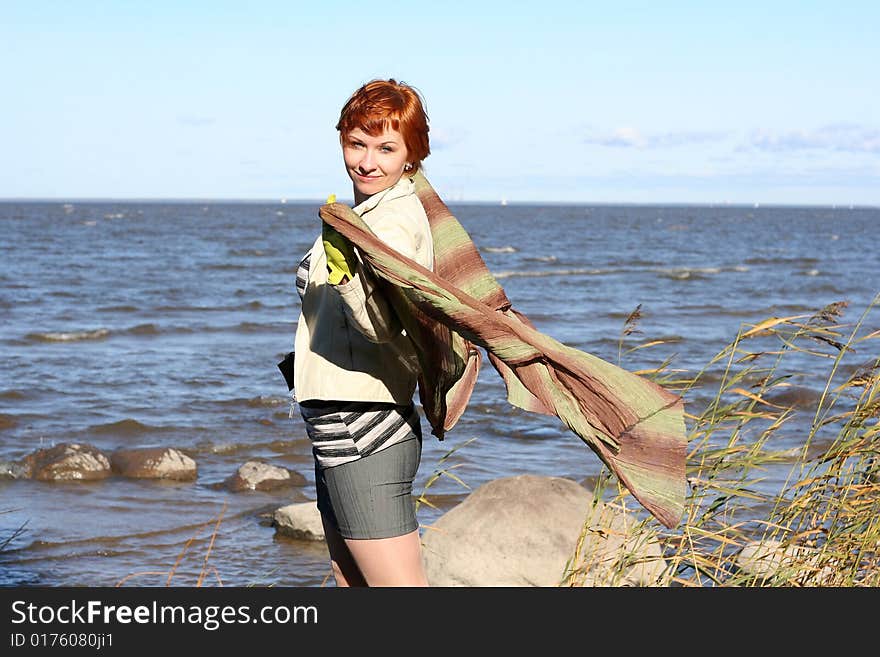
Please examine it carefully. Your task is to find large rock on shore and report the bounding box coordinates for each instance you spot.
[271,475,670,587]
[20,443,112,481]
[421,474,669,587]
[224,460,306,492]
[111,447,197,481]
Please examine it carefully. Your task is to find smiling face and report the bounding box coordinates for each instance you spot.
[342,126,411,205]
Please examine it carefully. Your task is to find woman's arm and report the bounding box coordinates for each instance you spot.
[333,211,426,343]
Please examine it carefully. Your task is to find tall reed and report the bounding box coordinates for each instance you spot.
[564,294,880,587]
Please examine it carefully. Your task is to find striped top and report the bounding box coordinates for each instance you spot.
[299,399,421,469]
[295,250,421,469]
[295,252,311,300]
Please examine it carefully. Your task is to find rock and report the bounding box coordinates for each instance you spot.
[111,447,197,481]
[561,497,670,587]
[0,460,30,480]
[274,501,324,541]
[224,460,306,492]
[20,443,112,481]
[734,539,835,585]
[421,474,669,587]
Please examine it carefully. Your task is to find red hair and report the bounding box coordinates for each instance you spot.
[336,79,431,173]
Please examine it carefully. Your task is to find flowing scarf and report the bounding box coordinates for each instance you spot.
[319,171,687,528]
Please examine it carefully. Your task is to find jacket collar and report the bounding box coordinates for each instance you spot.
[352,176,415,217]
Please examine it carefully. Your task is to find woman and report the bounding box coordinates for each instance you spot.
[291,79,434,587]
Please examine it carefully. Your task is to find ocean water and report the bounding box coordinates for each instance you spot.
[1,199,878,586]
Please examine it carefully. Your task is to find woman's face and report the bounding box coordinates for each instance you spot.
[342,126,410,203]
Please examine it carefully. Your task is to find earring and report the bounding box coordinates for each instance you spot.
[404,163,412,171]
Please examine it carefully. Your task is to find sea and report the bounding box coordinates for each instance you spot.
[1,199,878,587]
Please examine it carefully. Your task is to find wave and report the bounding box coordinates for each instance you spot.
[202,263,247,271]
[211,395,290,409]
[26,328,110,342]
[154,300,266,313]
[494,268,608,279]
[744,256,819,266]
[23,323,179,343]
[125,323,161,335]
[191,437,306,456]
[764,386,822,409]
[229,248,269,257]
[482,245,518,253]
[97,304,139,313]
[117,323,196,337]
[88,418,176,436]
[654,266,749,281]
[801,282,845,295]
[227,321,292,334]
[609,258,664,267]
[9,513,257,555]
[655,268,714,281]
[115,319,286,337]
[0,390,26,400]
[677,304,808,318]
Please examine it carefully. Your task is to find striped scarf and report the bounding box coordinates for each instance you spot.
[319,171,687,528]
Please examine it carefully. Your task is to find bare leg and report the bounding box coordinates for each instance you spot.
[343,529,429,587]
[320,512,367,587]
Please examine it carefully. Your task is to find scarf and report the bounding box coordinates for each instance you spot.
[319,171,687,529]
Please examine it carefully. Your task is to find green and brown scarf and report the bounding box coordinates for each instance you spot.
[319,171,687,528]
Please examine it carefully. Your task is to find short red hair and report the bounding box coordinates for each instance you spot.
[336,79,431,173]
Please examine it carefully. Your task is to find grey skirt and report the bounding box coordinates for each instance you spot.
[301,400,423,540]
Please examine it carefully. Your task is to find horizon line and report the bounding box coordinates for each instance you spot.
[0,196,877,209]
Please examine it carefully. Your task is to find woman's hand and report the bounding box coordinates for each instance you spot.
[322,194,355,285]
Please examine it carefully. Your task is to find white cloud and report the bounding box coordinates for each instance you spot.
[584,127,728,149]
[747,123,880,153]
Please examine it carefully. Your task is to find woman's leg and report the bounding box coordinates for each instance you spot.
[310,403,427,586]
[320,512,367,587]
[343,529,428,587]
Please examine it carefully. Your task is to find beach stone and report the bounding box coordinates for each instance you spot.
[111,447,197,481]
[0,460,30,479]
[224,460,306,492]
[274,501,325,541]
[734,539,835,585]
[421,474,669,587]
[21,443,112,481]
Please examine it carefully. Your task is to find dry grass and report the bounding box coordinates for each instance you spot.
[115,502,227,587]
[564,295,880,587]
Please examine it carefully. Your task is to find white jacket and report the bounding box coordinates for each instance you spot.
[292,176,434,404]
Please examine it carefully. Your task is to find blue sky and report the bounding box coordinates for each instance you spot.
[2,1,878,204]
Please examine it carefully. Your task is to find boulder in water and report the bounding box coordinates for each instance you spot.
[111,447,197,481]
[21,443,112,481]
